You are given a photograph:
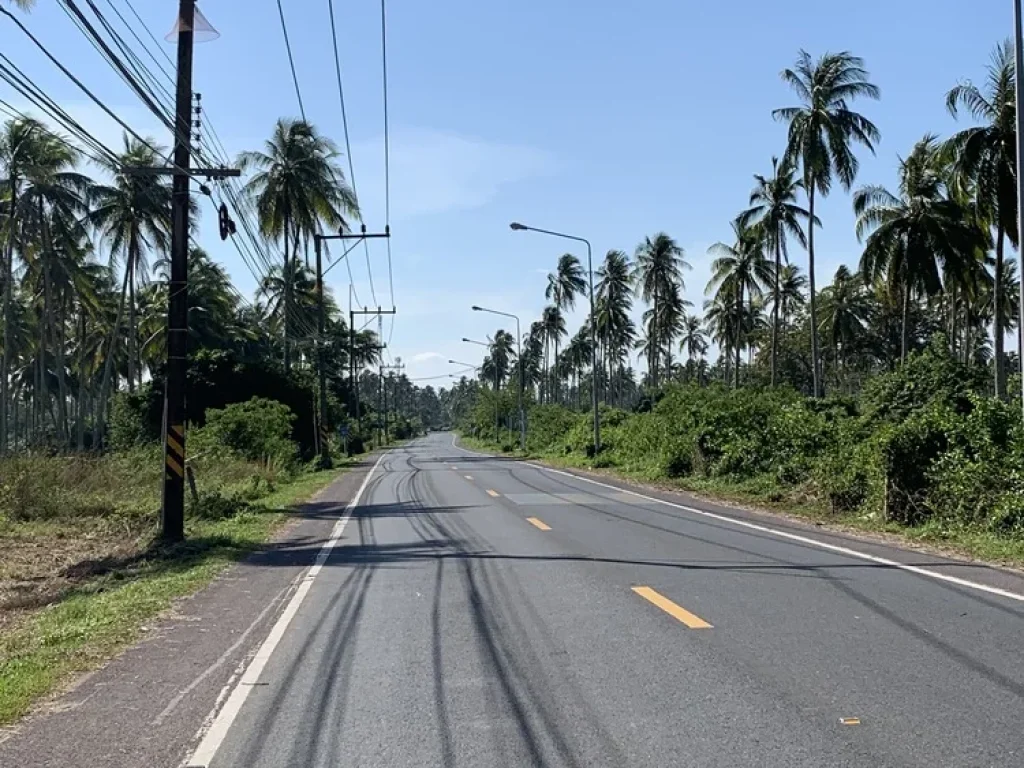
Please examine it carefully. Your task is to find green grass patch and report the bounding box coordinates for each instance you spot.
[0,465,344,726]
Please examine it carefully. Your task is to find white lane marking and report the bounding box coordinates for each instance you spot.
[526,463,1024,604]
[154,579,298,726]
[449,436,1024,605]
[183,452,388,768]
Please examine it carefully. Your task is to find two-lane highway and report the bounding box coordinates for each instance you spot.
[190,433,1024,767]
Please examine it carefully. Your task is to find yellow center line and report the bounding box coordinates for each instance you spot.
[486,489,500,498]
[464,475,474,480]
[631,586,713,629]
[526,517,551,531]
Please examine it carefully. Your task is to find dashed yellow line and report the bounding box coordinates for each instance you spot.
[632,586,712,629]
[486,489,500,498]
[526,517,551,531]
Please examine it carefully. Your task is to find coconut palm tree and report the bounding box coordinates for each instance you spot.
[0,116,44,451]
[946,40,1019,399]
[239,118,358,373]
[16,126,90,442]
[544,253,586,401]
[818,265,872,389]
[540,304,566,402]
[704,293,740,386]
[738,156,812,385]
[596,250,635,404]
[633,233,688,388]
[706,221,773,385]
[778,264,808,326]
[854,134,987,360]
[773,50,881,396]
[679,313,709,363]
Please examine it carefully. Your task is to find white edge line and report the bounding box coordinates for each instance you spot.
[449,434,1024,605]
[526,462,1024,604]
[182,451,389,768]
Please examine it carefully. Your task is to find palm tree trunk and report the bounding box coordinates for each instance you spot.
[93,263,132,449]
[807,182,821,398]
[994,224,1006,399]
[734,286,742,389]
[0,173,17,454]
[127,242,137,393]
[77,309,85,451]
[39,207,69,443]
[283,211,292,374]
[771,230,781,387]
[901,282,910,362]
[651,283,658,389]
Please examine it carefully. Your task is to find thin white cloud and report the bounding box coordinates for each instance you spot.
[411,351,446,363]
[351,127,556,221]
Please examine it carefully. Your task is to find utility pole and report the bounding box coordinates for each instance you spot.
[150,1,236,541]
[313,228,390,447]
[349,306,395,436]
[381,362,404,441]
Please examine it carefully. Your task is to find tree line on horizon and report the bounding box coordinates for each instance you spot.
[467,42,1024,411]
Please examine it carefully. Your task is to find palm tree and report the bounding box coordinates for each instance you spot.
[596,249,635,404]
[239,118,358,373]
[544,253,586,402]
[773,50,881,396]
[679,312,708,365]
[633,233,688,388]
[778,264,808,326]
[17,126,90,442]
[0,116,44,451]
[738,156,812,385]
[946,40,1019,399]
[488,329,516,388]
[540,304,566,402]
[706,221,773,386]
[854,134,987,360]
[818,265,872,389]
[91,133,175,442]
[704,293,740,386]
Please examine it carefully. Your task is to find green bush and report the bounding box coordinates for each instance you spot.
[202,397,298,468]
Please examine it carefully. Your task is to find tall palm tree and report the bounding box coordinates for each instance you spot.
[818,265,872,389]
[91,134,175,438]
[678,313,708,363]
[854,134,987,360]
[778,264,808,326]
[704,293,740,386]
[773,50,881,397]
[706,221,773,385]
[0,116,44,451]
[596,249,635,404]
[17,126,90,442]
[544,253,586,401]
[633,233,688,388]
[738,156,812,385]
[239,118,358,373]
[946,40,1018,399]
[540,304,566,402]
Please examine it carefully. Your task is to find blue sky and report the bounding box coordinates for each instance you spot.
[2,0,1012,383]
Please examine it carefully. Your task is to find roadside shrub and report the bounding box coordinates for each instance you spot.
[108,392,159,450]
[188,488,252,520]
[202,397,298,467]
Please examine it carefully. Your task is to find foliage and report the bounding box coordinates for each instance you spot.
[200,397,298,467]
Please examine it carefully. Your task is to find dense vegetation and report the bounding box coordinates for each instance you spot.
[452,43,1024,557]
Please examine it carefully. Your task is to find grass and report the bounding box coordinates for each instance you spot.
[0,461,347,726]
[459,434,1024,569]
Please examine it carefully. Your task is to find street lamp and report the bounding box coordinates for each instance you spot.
[471,305,525,452]
[509,221,600,453]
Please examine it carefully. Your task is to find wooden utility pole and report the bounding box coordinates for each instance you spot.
[149,1,238,541]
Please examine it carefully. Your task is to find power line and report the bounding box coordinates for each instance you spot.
[275,0,305,120]
[325,0,371,310]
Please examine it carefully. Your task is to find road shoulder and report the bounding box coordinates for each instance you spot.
[0,458,378,768]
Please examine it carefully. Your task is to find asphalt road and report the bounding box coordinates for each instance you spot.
[192,432,1024,767]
